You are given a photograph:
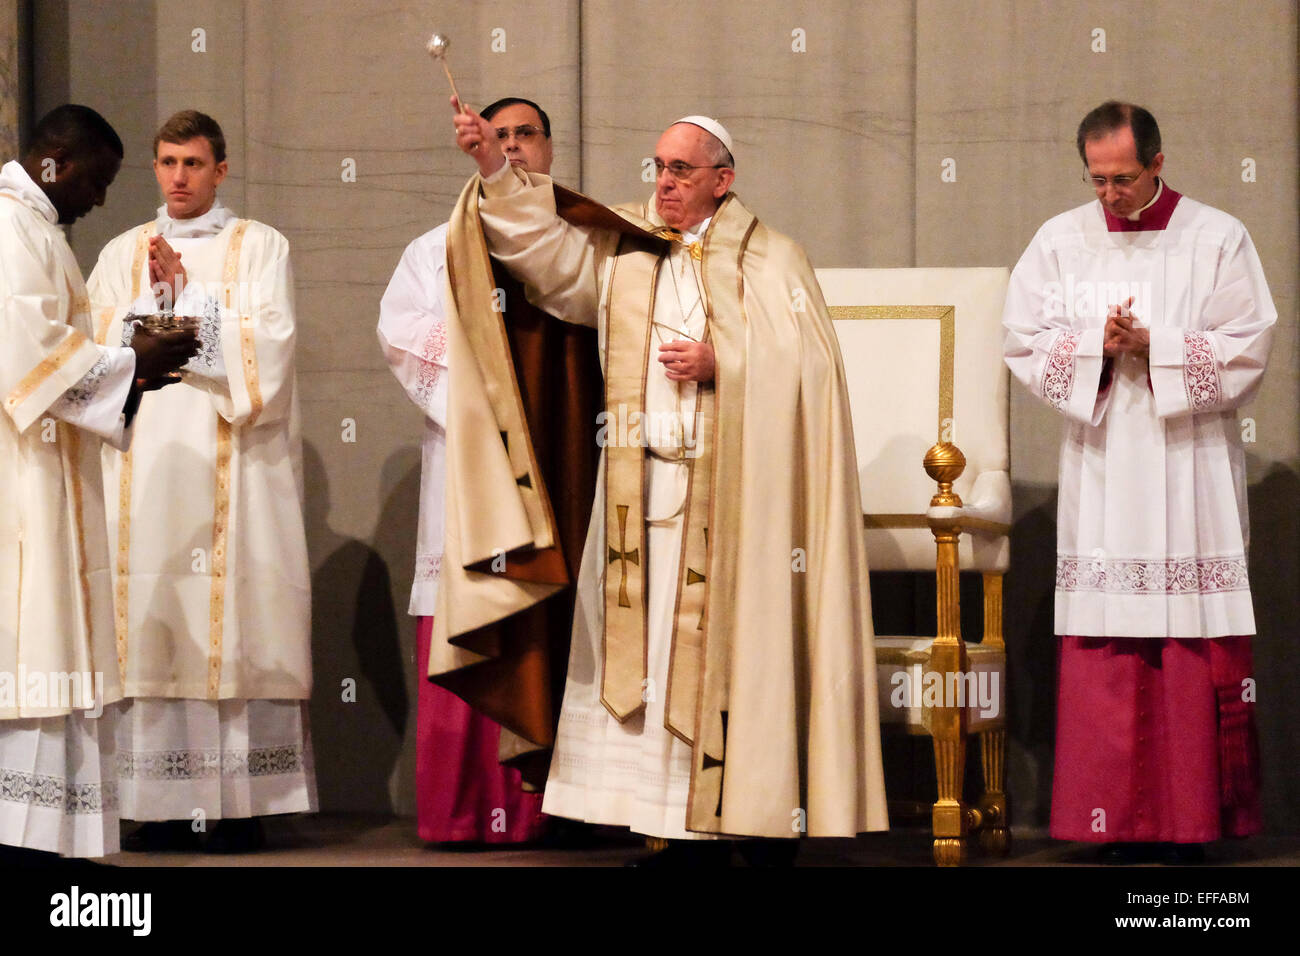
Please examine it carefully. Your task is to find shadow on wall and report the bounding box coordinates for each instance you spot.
[1005,482,1060,829]
[1244,458,1300,832]
[303,440,419,813]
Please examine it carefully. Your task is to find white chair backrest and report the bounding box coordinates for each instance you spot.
[818,267,1011,572]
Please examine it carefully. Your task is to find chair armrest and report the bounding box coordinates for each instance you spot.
[961,469,1011,535]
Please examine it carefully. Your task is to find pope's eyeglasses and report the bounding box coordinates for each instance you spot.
[654,160,727,182]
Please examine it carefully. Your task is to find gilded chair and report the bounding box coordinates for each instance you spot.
[818,267,1011,866]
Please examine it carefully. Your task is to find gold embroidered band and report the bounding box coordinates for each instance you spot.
[3,330,89,414]
[111,223,155,686]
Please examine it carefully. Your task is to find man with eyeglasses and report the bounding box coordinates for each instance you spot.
[1003,100,1274,863]
[439,102,888,866]
[379,97,601,845]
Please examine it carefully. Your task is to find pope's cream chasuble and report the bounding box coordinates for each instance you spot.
[432,166,888,839]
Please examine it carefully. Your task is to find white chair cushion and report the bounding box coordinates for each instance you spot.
[874,636,1006,732]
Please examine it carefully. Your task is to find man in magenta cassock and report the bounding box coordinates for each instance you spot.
[1003,101,1273,863]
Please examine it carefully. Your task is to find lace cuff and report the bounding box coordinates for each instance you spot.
[50,354,111,412]
[44,345,136,449]
[180,293,225,381]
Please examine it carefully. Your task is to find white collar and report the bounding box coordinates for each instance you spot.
[1127,178,1164,221]
[0,160,59,224]
[681,216,711,245]
[155,197,237,239]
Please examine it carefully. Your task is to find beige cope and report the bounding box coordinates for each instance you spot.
[88,219,311,701]
[0,191,122,718]
[433,167,888,838]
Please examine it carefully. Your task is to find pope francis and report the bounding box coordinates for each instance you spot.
[435,100,888,864]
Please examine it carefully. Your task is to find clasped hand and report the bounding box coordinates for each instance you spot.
[149,235,187,308]
[1103,296,1150,359]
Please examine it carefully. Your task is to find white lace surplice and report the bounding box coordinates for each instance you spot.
[1003,192,1275,638]
[0,704,122,857]
[377,223,450,617]
[116,699,316,821]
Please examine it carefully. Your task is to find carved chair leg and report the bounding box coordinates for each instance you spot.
[977,728,1011,855]
[929,628,969,866]
[931,733,968,867]
[926,445,972,866]
[976,573,1010,854]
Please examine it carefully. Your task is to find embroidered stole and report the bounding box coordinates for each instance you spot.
[599,195,758,779]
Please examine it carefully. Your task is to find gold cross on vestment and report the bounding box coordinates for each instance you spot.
[607,504,640,608]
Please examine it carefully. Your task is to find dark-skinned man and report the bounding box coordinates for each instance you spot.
[0,104,197,860]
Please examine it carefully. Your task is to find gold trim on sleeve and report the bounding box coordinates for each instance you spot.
[4,330,89,414]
